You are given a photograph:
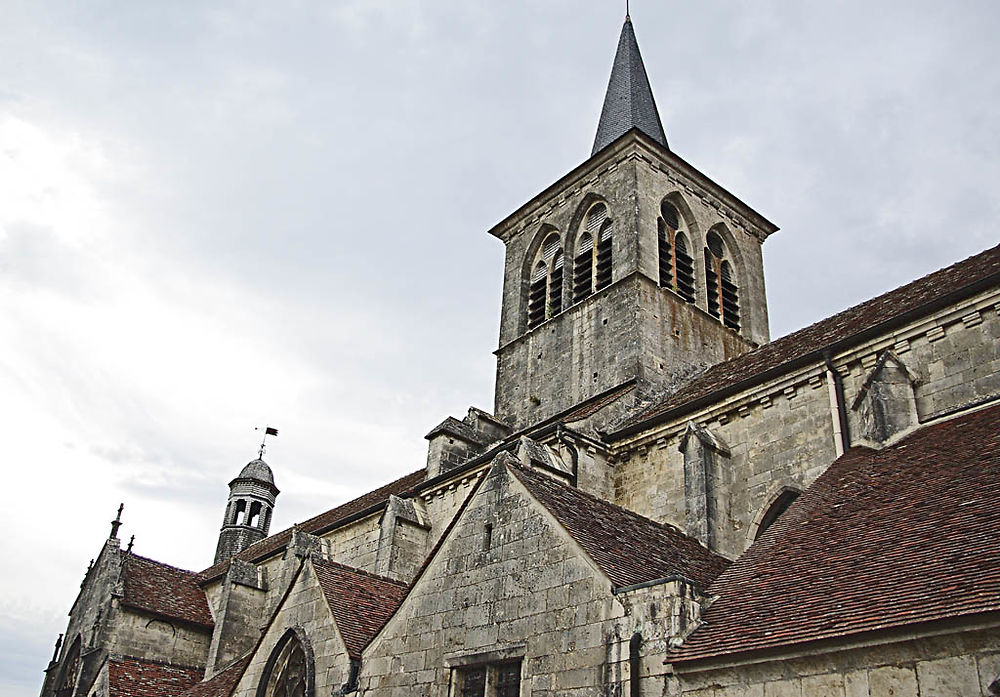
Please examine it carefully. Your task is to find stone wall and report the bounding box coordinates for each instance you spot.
[105,607,210,669]
[362,463,629,696]
[665,623,1000,697]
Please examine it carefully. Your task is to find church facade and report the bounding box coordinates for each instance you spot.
[40,16,1000,697]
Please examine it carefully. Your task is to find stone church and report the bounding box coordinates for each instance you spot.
[40,15,1000,697]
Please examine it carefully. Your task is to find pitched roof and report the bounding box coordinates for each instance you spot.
[107,656,202,697]
[509,464,729,590]
[200,469,425,582]
[593,16,668,155]
[616,244,1000,435]
[176,656,250,697]
[121,555,214,629]
[671,403,1000,663]
[311,559,410,660]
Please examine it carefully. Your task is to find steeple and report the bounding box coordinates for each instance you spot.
[592,15,668,155]
[214,456,279,564]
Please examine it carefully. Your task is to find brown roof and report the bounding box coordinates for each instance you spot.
[107,656,202,697]
[671,403,1000,663]
[510,464,730,590]
[200,469,425,582]
[617,244,1000,435]
[121,555,214,629]
[311,559,410,660]
[176,656,250,697]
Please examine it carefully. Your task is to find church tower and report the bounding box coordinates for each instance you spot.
[214,457,279,564]
[491,15,778,430]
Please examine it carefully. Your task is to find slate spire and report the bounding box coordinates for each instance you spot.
[592,15,668,155]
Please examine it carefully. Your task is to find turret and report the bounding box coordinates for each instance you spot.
[214,457,279,564]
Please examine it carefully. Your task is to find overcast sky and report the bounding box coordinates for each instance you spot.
[2,2,998,694]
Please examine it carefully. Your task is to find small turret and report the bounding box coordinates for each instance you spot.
[214,456,279,564]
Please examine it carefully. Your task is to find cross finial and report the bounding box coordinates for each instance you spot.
[254,425,279,458]
[109,503,124,539]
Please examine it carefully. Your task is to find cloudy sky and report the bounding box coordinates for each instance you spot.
[2,1,998,693]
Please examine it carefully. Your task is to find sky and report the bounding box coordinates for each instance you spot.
[1,1,998,694]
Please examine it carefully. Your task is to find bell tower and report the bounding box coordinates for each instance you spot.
[491,15,778,431]
[214,456,279,564]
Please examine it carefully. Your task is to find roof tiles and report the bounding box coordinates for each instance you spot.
[176,656,250,697]
[107,656,202,697]
[121,555,214,629]
[671,403,1000,663]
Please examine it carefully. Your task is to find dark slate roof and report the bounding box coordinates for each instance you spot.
[616,244,1000,435]
[311,559,410,660]
[592,16,668,155]
[176,656,250,697]
[107,656,203,697]
[510,464,729,590]
[199,469,426,582]
[236,458,275,487]
[121,555,214,629]
[671,403,1000,663]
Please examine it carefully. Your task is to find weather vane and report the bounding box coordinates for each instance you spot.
[255,425,279,458]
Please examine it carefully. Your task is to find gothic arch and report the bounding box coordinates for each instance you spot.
[657,192,700,302]
[747,486,802,544]
[256,627,316,697]
[519,224,564,331]
[566,192,611,258]
[703,222,748,333]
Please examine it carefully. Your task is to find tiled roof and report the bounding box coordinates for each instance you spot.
[617,244,1000,435]
[121,555,214,629]
[107,656,202,697]
[671,403,1000,663]
[311,559,410,660]
[176,656,250,697]
[510,464,730,590]
[200,469,425,582]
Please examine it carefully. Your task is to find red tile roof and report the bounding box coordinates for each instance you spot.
[671,403,1000,663]
[311,559,410,660]
[121,555,214,629]
[510,464,730,590]
[107,656,202,697]
[616,244,1000,435]
[199,469,426,582]
[176,656,250,697]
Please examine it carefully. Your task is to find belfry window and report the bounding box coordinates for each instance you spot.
[704,230,740,330]
[232,499,247,525]
[526,232,565,330]
[657,201,695,302]
[573,202,613,302]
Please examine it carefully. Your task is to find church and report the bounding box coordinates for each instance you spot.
[40,15,1000,697]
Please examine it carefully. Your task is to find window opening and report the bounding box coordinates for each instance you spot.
[704,230,739,330]
[549,251,563,316]
[259,632,311,697]
[455,660,521,697]
[594,221,613,291]
[527,262,547,329]
[657,201,695,303]
[247,501,262,528]
[573,232,594,302]
[461,666,487,697]
[232,499,247,525]
[527,232,564,329]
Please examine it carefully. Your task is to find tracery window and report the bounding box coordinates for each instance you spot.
[573,202,613,303]
[454,660,521,697]
[527,232,565,329]
[258,630,313,697]
[657,200,695,302]
[704,229,740,330]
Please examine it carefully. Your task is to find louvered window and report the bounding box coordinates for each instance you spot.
[526,232,564,330]
[574,202,613,302]
[704,230,739,330]
[658,201,695,303]
[573,232,594,302]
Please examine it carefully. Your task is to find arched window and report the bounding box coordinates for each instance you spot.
[704,229,740,330]
[247,501,262,528]
[56,636,81,697]
[573,202,613,302]
[754,489,800,541]
[657,201,695,302]
[258,630,314,697]
[231,499,247,525]
[526,232,565,329]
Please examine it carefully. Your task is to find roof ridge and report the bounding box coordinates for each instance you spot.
[127,553,200,577]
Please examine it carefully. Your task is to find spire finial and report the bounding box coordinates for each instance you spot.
[126,535,135,554]
[109,503,124,539]
[254,425,279,459]
[50,634,63,663]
